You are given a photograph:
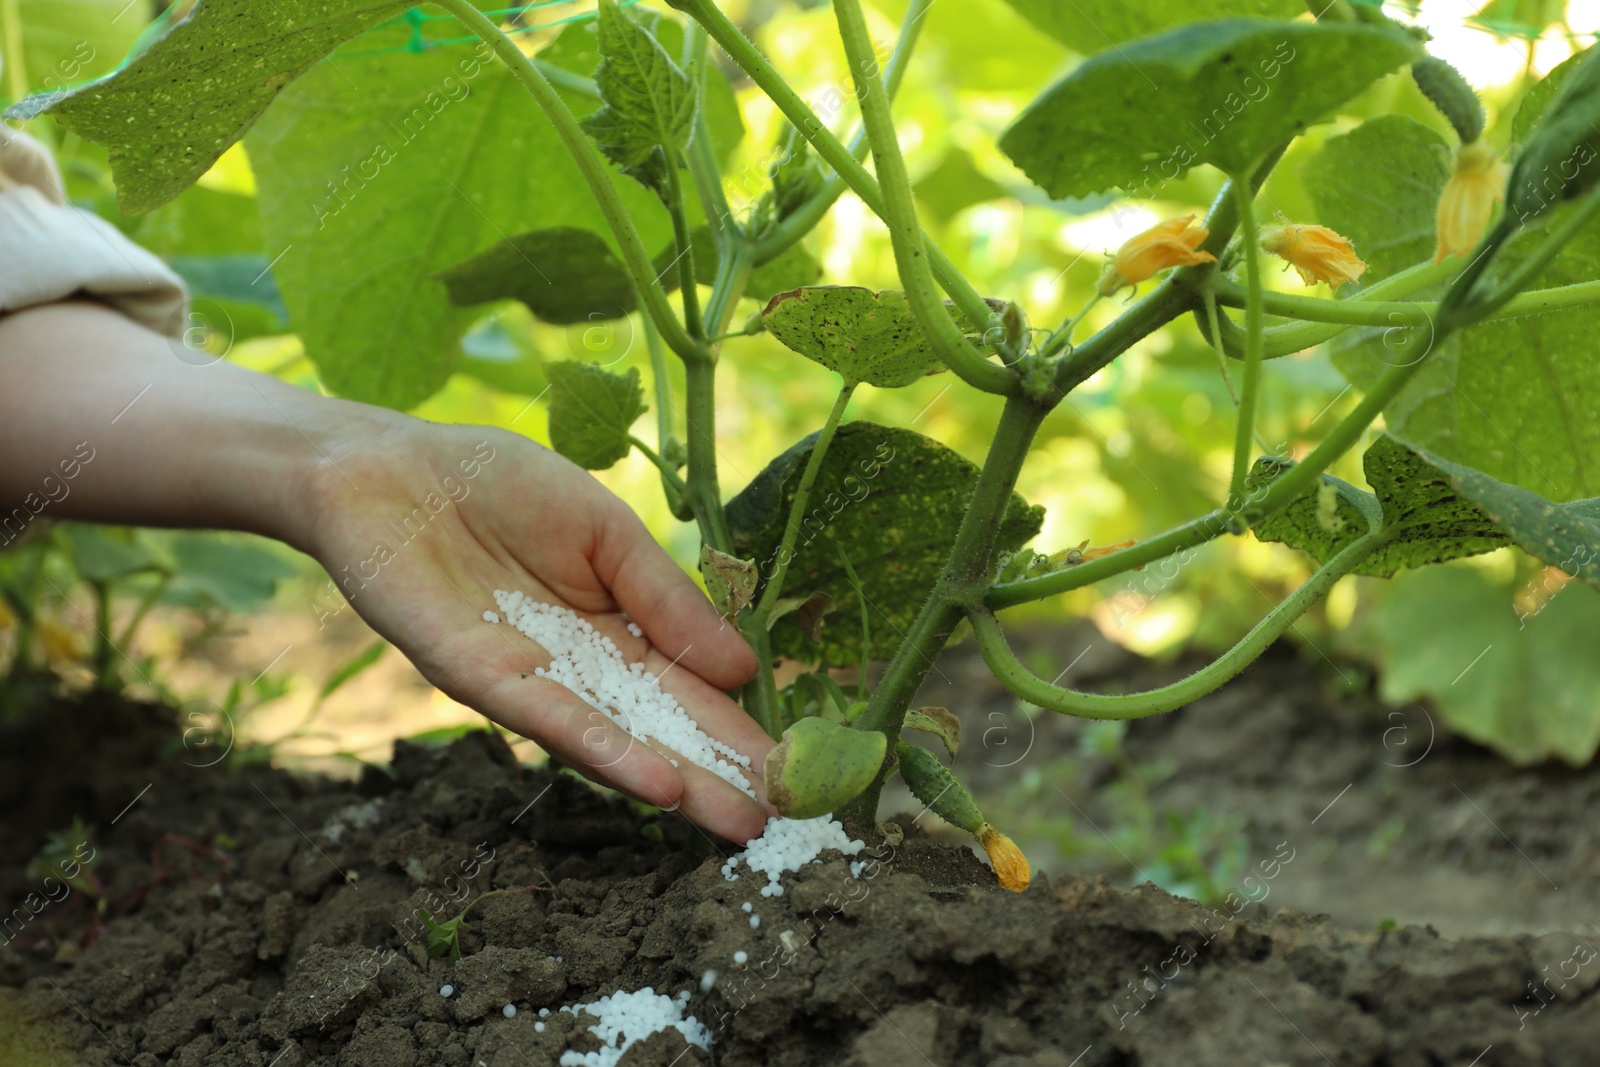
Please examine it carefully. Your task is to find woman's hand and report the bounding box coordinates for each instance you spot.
[297,419,774,842]
[0,302,773,843]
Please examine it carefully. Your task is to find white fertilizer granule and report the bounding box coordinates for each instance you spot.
[503,1004,517,1019]
[740,902,752,913]
[749,914,760,930]
[557,988,711,1067]
[483,610,501,623]
[439,984,453,997]
[493,591,755,795]
[627,621,643,637]
[721,816,866,897]
[491,593,870,896]
[732,950,748,965]
[699,968,717,992]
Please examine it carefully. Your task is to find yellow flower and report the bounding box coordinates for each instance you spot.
[977,823,1031,892]
[1260,223,1367,290]
[1435,141,1507,263]
[1097,215,1217,296]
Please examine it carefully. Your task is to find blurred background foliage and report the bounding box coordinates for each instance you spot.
[3,0,1600,773]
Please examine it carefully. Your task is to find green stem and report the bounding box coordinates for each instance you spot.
[683,23,739,243]
[1053,278,1192,394]
[1038,292,1102,360]
[987,509,1232,609]
[92,580,114,690]
[846,395,1050,821]
[664,157,705,341]
[972,528,1384,717]
[628,435,687,494]
[702,238,753,343]
[1453,185,1600,326]
[683,359,728,551]
[533,60,598,99]
[640,314,692,522]
[1,0,28,110]
[429,0,706,365]
[1212,257,1460,354]
[752,0,929,265]
[115,574,170,653]
[828,0,1016,394]
[1229,173,1266,504]
[754,382,856,620]
[671,0,1002,357]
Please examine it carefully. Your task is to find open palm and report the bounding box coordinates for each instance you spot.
[298,419,774,843]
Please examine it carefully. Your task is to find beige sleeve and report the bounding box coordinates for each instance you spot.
[0,126,188,337]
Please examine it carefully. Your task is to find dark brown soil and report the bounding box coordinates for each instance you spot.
[3,636,1599,1066]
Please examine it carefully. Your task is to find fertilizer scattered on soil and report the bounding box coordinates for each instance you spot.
[439,984,453,997]
[493,591,754,795]
[740,902,752,913]
[493,594,869,896]
[732,950,748,965]
[557,988,711,1067]
[503,1003,516,1018]
[749,914,760,929]
[699,969,717,992]
[721,815,867,897]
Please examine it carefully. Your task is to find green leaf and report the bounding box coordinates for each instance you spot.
[766,591,835,644]
[1397,441,1600,591]
[1315,105,1600,501]
[726,422,1044,664]
[913,148,1006,224]
[1300,115,1450,282]
[7,0,147,96]
[760,286,960,388]
[135,186,264,258]
[1505,43,1600,225]
[160,533,296,612]
[318,640,388,703]
[1000,0,1303,53]
[60,524,166,584]
[904,706,961,761]
[545,362,646,470]
[763,717,886,819]
[246,45,669,409]
[1367,565,1600,765]
[437,227,638,325]
[1253,437,1512,575]
[537,14,743,168]
[7,0,409,213]
[998,19,1421,198]
[580,0,696,195]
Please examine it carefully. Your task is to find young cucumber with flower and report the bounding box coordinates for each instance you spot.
[27,1,1600,909]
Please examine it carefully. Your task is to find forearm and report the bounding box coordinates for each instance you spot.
[0,301,400,553]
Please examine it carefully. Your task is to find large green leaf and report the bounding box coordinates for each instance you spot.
[437,227,638,325]
[1253,436,1512,576]
[544,362,646,470]
[1318,105,1600,501]
[1368,565,1600,766]
[1000,0,1302,54]
[761,287,952,388]
[579,0,696,196]
[726,422,1044,664]
[246,46,669,409]
[7,0,409,213]
[160,533,296,612]
[8,0,146,96]
[998,19,1420,198]
[1300,115,1450,281]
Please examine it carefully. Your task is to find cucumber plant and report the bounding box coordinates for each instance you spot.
[14,0,1600,872]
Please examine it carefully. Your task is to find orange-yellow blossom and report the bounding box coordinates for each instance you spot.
[978,823,1031,892]
[1435,141,1507,263]
[1097,215,1216,296]
[1260,223,1367,290]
